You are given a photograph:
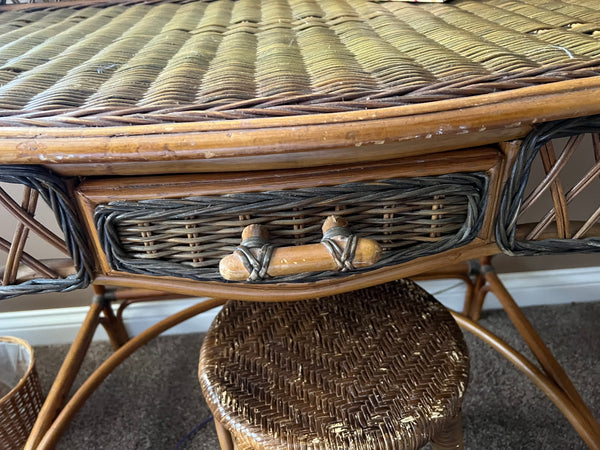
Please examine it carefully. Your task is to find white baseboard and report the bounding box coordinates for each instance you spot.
[415,265,600,311]
[1,267,599,346]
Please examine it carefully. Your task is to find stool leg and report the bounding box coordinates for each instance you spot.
[214,419,235,450]
[431,412,463,450]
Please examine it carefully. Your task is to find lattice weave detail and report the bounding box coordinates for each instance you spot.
[0,165,92,299]
[497,115,600,255]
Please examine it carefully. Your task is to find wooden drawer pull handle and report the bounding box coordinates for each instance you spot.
[219,216,382,281]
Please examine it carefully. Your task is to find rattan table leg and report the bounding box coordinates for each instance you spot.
[465,256,492,321]
[99,302,130,350]
[95,286,130,350]
[387,258,598,446]
[452,312,600,449]
[34,297,226,450]
[483,266,600,444]
[24,300,103,450]
[431,412,463,450]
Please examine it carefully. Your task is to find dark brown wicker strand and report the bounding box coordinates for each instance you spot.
[95,173,488,283]
[0,0,600,126]
[199,279,469,449]
[497,114,600,256]
[0,165,93,299]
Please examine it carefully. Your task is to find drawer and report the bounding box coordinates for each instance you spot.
[78,149,501,286]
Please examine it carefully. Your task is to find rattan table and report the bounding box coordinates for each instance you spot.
[0,0,599,447]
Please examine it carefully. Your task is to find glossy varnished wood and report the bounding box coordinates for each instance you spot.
[0,79,595,175]
[76,148,501,199]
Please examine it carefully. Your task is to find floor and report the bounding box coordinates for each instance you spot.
[33,301,600,449]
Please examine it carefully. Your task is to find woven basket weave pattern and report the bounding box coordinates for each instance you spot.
[0,337,44,450]
[199,279,469,449]
[0,0,599,126]
[96,173,488,282]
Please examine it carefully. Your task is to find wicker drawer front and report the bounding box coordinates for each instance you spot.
[95,173,488,283]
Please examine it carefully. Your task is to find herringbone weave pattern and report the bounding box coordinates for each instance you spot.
[199,279,469,449]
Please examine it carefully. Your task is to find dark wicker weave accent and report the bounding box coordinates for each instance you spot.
[0,0,599,126]
[95,173,488,283]
[497,115,600,256]
[0,165,92,299]
[199,279,469,449]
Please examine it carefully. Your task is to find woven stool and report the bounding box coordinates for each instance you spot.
[199,279,469,450]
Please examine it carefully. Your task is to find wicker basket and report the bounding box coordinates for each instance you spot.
[0,336,44,450]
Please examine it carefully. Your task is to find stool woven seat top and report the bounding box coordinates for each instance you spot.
[0,0,599,129]
[199,279,469,449]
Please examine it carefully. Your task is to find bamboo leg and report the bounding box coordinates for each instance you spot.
[466,276,489,322]
[460,277,475,319]
[99,301,130,350]
[482,267,600,444]
[466,256,492,321]
[452,312,600,448]
[214,419,235,450]
[35,297,226,450]
[431,412,463,450]
[25,301,103,450]
[94,286,130,350]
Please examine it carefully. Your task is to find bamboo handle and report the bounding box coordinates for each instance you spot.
[219,216,382,281]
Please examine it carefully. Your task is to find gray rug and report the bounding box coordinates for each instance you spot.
[34,301,600,449]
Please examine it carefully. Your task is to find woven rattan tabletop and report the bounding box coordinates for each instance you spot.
[1,0,600,170]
